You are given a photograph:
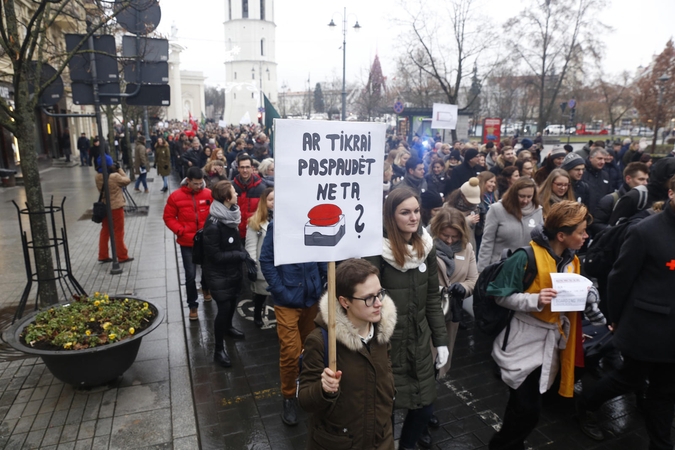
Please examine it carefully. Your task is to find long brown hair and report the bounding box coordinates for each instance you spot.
[501,177,539,220]
[478,171,498,201]
[248,187,274,231]
[383,188,425,267]
[539,169,575,218]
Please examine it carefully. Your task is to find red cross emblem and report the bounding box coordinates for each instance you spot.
[667,260,675,271]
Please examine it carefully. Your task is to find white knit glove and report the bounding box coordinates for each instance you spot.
[435,346,449,369]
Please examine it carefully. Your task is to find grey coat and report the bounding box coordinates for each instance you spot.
[245,222,269,296]
[477,202,543,272]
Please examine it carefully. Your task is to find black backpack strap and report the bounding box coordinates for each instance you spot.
[501,245,537,351]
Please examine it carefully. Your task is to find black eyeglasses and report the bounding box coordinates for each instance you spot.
[350,289,387,307]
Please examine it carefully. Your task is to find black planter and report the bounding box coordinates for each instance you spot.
[3,296,164,387]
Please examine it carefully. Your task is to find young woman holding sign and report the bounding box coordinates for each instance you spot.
[298,258,397,449]
[486,201,593,449]
[366,187,449,450]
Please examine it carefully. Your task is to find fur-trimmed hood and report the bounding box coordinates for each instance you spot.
[315,290,397,352]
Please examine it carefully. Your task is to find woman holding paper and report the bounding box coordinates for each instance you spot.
[298,258,397,449]
[486,200,593,449]
[365,187,449,450]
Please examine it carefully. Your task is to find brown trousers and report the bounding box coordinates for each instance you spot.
[274,303,318,398]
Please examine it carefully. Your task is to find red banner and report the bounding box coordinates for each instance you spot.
[482,118,502,144]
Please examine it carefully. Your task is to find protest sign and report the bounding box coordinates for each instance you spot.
[431,103,458,130]
[550,273,593,312]
[273,119,386,266]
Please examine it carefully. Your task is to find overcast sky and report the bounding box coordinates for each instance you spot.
[158,0,675,94]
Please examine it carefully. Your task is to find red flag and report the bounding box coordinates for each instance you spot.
[189,112,198,131]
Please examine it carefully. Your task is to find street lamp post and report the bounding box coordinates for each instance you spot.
[653,73,671,151]
[328,8,360,121]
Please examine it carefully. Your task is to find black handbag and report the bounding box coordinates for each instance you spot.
[91,191,106,223]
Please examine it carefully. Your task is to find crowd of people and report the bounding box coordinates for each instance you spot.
[90,119,675,450]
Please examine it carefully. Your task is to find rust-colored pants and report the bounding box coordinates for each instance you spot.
[98,207,129,261]
[274,303,318,398]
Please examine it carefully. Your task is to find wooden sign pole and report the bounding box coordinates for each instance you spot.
[327,261,337,372]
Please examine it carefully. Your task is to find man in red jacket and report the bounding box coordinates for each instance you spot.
[163,167,213,321]
[233,154,268,238]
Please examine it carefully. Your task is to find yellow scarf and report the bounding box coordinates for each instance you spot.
[526,241,580,398]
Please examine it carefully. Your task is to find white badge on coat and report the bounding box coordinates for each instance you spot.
[228,237,234,243]
[419,263,427,273]
[603,179,609,184]
[455,255,465,261]
[528,218,536,228]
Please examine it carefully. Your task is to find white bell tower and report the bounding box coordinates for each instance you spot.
[223,0,278,125]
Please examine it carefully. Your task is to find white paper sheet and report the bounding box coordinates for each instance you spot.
[550,273,593,312]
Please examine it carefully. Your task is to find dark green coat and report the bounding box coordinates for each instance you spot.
[366,243,448,410]
[155,143,171,177]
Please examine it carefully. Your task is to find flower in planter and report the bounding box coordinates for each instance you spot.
[21,293,156,351]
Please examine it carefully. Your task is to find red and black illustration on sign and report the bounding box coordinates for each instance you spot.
[304,204,346,247]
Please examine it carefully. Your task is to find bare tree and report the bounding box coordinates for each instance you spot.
[634,40,675,150]
[596,71,635,135]
[0,0,132,305]
[503,0,607,132]
[396,0,495,106]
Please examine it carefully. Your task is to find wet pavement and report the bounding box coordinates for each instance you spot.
[0,158,668,449]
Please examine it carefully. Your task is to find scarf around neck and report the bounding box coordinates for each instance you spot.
[210,201,241,229]
[433,238,463,280]
[520,201,536,217]
[382,228,433,271]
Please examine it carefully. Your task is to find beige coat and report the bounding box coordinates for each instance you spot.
[95,169,131,210]
[134,138,148,175]
[435,243,478,378]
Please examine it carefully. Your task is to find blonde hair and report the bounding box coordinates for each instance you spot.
[394,149,411,166]
[539,169,575,218]
[248,187,274,231]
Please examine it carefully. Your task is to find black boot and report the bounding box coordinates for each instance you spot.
[428,413,440,429]
[417,427,432,449]
[224,299,245,339]
[214,347,231,368]
[281,398,298,426]
[575,395,604,441]
[253,294,266,328]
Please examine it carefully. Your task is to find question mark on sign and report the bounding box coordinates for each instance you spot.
[354,204,365,235]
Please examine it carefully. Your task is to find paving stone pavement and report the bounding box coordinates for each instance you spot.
[0,163,670,450]
[0,165,197,450]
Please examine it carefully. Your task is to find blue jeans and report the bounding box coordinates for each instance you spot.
[162,176,168,189]
[135,172,147,190]
[180,245,208,309]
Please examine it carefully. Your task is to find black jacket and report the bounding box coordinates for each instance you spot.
[182,149,202,169]
[608,203,675,362]
[570,178,590,208]
[446,161,483,195]
[581,160,612,218]
[594,184,627,229]
[202,215,244,295]
[77,136,90,151]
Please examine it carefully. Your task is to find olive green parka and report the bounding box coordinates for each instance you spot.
[365,227,448,410]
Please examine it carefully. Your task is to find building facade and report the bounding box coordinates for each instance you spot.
[223,0,278,125]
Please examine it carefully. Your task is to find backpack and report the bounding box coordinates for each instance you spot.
[296,327,329,398]
[584,214,643,278]
[473,246,537,350]
[192,228,205,265]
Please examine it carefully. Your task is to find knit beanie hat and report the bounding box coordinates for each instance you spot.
[421,190,443,210]
[549,147,567,160]
[464,148,479,161]
[521,138,533,150]
[460,177,481,204]
[561,153,585,172]
[448,150,461,161]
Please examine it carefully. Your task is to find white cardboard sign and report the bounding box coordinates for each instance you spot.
[273,119,386,266]
[550,273,593,312]
[431,103,458,130]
